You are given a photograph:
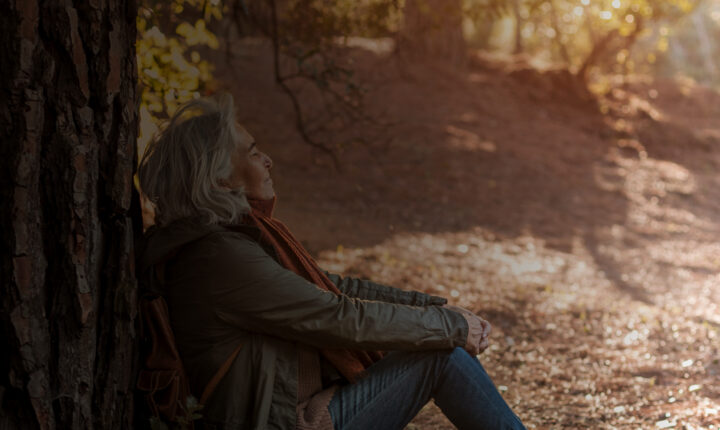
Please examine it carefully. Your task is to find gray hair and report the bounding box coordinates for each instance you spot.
[138,93,250,226]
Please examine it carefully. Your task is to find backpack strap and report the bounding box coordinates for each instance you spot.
[153,256,243,407]
[200,344,243,405]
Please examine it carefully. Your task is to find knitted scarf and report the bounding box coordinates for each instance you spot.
[245,197,382,383]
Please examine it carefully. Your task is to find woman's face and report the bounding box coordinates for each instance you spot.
[225,126,275,200]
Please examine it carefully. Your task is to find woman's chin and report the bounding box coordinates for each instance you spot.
[247,189,275,200]
[264,185,276,199]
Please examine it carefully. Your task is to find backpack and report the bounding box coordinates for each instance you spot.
[137,258,241,428]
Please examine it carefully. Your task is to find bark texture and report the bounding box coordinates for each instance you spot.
[399,0,467,66]
[0,1,139,429]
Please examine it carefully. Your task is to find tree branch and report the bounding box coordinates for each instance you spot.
[268,0,340,169]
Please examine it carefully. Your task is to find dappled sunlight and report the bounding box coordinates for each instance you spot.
[343,36,395,54]
[618,157,700,232]
[589,141,720,306]
[318,229,618,320]
[316,220,720,428]
[646,240,720,272]
[609,156,697,199]
[605,87,664,121]
[444,125,496,152]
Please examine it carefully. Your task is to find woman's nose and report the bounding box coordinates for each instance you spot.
[264,153,273,169]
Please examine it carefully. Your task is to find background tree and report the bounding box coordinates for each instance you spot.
[471,0,702,85]
[0,1,139,428]
[399,0,467,65]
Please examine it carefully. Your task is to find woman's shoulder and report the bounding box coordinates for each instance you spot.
[142,218,262,263]
[172,224,284,285]
[180,223,264,256]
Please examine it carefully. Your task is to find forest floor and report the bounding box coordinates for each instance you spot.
[216,39,720,429]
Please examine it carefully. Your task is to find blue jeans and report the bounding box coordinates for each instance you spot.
[327,347,526,430]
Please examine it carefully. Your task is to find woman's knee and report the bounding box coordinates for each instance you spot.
[450,346,467,356]
[429,347,468,367]
[424,347,472,368]
[444,346,490,375]
[384,348,475,378]
[448,346,476,363]
[421,347,475,378]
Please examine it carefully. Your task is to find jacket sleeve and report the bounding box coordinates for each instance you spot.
[323,271,447,307]
[201,233,468,351]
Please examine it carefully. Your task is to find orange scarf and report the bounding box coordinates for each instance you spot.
[245,197,382,383]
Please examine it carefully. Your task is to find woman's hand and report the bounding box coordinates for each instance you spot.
[443,305,492,355]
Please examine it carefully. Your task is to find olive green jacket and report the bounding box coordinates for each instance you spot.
[138,218,470,429]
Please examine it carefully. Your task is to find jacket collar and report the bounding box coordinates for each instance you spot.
[137,217,262,274]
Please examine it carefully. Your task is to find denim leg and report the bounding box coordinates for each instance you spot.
[327,349,445,430]
[434,348,526,429]
[327,347,526,430]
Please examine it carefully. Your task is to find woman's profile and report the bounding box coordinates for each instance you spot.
[137,93,526,430]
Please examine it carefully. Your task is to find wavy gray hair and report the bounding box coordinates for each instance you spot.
[138,93,250,226]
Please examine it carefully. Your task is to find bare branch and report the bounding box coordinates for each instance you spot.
[268,0,340,169]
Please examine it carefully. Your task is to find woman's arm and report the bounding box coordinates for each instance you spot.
[189,232,469,351]
[324,271,447,307]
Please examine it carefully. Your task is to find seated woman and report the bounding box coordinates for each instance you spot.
[137,94,526,430]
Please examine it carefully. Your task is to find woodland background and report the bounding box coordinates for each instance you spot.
[2,0,720,428]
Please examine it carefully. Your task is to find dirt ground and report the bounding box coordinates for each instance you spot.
[215,39,720,429]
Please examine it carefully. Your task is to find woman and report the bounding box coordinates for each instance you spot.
[138,94,526,430]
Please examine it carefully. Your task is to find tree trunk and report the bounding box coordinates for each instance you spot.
[0,1,140,429]
[512,0,524,55]
[692,11,718,80]
[399,0,467,66]
[577,14,643,83]
[548,0,570,65]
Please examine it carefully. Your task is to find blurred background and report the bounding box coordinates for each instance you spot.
[136,1,720,428]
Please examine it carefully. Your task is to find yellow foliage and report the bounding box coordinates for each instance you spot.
[136,1,223,154]
[616,49,628,64]
[137,5,220,113]
[176,20,219,49]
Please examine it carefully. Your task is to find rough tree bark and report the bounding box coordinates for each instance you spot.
[399,0,467,66]
[0,1,139,429]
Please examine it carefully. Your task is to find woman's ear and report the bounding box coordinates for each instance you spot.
[216,178,233,191]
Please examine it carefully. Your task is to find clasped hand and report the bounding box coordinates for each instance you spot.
[443,305,492,356]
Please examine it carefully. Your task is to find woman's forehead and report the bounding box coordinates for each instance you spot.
[234,124,255,148]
